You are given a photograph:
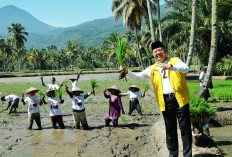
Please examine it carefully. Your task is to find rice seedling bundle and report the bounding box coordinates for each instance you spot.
[143,84,150,93]
[120,114,127,124]
[55,89,63,100]
[2,118,7,124]
[115,38,127,80]
[90,79,98,96]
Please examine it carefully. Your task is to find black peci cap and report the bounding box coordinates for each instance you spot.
[151,41,164,51]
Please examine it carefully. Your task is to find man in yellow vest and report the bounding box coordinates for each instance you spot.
[120,41,192,157]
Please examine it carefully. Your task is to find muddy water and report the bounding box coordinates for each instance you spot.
[0,73,120,84]
[210,126,232,157]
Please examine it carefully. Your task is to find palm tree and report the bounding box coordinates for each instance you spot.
[28,49,40,70]
[111,0,149,69]
[154,0,163,42]
[103,32,121,68]
[197,0,218,98]
[66,41,78,68]
[186,0,198,67]
[146,0,156,42]
[0,38,12,71]
[7,23,28,71]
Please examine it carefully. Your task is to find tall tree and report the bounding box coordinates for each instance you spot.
[146,0,155,42]
[7,23,28,71]
[0,38,12,71]
[197,0,218,97]
[156,0,163,42]
[111,0,149,69]
[186,0,198,67]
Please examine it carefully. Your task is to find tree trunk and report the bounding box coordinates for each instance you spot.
[135,27,144,69]
[157,0,162,42]
[196,0,218,97]
[146,0,155,42]
[186,0,198,68]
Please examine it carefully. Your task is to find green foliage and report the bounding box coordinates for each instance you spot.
[54,89,63,100]
[115,38,126,67]
[2,118,7,123]
[189,96,217,119]
[0,109,5,114]
[90,79,98,96]
[120,114,127,124]
[143,84,150,93]
[90,79,98,88]
[187,80,232,101]
[8,113,19,117]
[214,55,232,76]
[38,90,44,102]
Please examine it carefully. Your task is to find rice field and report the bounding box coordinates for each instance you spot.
[187,80,232,101]
[0,78,156,116]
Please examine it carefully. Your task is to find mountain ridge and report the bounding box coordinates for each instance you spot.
[0,5,168,49]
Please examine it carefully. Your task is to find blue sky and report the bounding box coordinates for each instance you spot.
[0,0,165,27]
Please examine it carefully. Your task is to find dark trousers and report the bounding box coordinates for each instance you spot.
[28,113,42,129]
[51,116,65,129]
[105,116,119,127]
[128,99,142,115]
[9,98,19,114]
[162,96,192,157]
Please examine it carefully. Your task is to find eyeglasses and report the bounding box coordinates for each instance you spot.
[153,48,165,54]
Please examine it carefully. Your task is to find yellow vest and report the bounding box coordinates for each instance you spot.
[149,57,189,111]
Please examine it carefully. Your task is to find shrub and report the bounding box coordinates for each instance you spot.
[214,54,232,76]
[189,96,217,119]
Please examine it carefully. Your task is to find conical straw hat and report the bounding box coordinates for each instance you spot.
[69,77,76,80]
[26,87,39,94]
[72,87,84,94]
[107,85,121,93]
[128,85,140,91]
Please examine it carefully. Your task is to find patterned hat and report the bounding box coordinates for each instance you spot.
[26,87,39,94]
[128,85,140,91]
[107,85,121,93]
[72,87,84,94]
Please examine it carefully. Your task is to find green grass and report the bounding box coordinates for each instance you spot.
[8,113,19,117]
[187,80,232,101]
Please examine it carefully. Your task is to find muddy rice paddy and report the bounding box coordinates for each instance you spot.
[0,73,230,156]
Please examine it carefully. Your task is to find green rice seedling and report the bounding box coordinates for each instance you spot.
[55,89,63,100]
[143,84,150,93]
[8,113,19,117]
[90,79,98,96]
[120,114,127,124]
[0,109,5,114]
[189,96,217,119]
[223,94,229,102]
[2,118,7,124]
[115,38,127,81]
[38,90,44,102]
[61,78,69,87]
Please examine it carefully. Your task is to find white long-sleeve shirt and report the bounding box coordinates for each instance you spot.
[199,72,206,87]
[128,59,189,94]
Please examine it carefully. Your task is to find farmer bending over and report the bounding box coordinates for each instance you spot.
[1,95,19,115]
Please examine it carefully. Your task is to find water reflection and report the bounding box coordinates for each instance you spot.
[210,125,232,157]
